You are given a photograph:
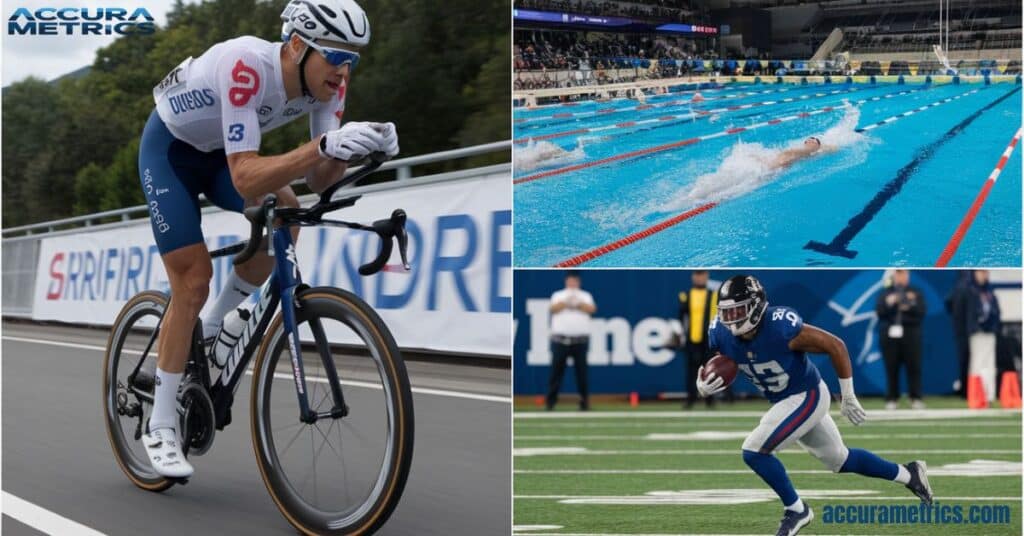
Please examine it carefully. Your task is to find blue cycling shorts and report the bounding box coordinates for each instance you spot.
[138,109,245,255]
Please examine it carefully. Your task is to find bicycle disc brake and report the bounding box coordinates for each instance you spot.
[179,382,216,456]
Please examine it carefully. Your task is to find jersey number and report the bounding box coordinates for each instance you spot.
[772,309,800,327]
[737,361,791,393]
[227,123,245,142]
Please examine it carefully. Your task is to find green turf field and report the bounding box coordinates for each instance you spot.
[514,398,1022,535]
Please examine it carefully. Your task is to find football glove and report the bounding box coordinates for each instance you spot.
[695,365,725,398]
[840,394,867,425]
[838,376,866,425]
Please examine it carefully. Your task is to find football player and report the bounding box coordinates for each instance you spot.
[697,275,933,536]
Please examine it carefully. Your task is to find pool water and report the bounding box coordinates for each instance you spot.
[513,81,1022,267]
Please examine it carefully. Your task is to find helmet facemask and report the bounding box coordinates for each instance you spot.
[718,275,768,337]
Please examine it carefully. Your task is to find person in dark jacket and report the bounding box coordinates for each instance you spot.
[944,272,973,398]
[961,270,1001,402]
[876,270,927,410]
[946,270,1003,400]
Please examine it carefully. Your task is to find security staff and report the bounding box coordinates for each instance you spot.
[876,270,927,410]
[547,271,596,411]
[679,270,718,408]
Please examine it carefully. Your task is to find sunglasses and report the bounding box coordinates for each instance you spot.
[307,40,360,70]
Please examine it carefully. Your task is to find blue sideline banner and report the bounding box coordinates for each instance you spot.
[514,270,1018,396]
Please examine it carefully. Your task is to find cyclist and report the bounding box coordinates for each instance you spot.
[137,0,397,478]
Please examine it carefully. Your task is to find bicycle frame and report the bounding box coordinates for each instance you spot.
[203,220,342,429]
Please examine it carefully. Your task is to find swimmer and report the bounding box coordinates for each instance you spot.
[691,91,705,103]
[769,136,836,169]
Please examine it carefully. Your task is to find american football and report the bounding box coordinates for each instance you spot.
[703,353,738,387]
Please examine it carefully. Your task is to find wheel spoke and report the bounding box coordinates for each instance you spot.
[279,421,309,458]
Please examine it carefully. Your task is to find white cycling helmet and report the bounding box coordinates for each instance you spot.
[280,0,370,47]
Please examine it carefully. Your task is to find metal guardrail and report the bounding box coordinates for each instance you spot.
[2,140,510,237]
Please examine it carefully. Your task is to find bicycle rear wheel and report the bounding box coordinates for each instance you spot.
[250,286,414,535]
[103,290,174,492]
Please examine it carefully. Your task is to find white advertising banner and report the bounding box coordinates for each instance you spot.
[32,172,511,356]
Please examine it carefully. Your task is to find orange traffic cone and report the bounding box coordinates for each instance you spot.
[967,374,988,409]
[999,371,1021,409]
[629,392,640,407]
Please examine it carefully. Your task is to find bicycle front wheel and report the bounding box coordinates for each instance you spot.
[250,287,414,536]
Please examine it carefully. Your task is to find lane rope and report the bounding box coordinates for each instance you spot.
[935,127,1023,266]
[554,203,718,267]
[805,86,1019,259]
[514,102,851,185]
[855,88,981,131]
[515,85,951,185]
[515,85,790,124]
[515,84,928,144]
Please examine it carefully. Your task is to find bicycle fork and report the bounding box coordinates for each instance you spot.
[273,225,349,425]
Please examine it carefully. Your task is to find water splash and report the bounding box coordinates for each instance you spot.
[679,103,864,207]
[514,139,586,173]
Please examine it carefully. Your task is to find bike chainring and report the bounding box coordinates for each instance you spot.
[179,382,216,456]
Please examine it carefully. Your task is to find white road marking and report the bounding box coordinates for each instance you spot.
[2,491,107,535]
[2,335,510,404]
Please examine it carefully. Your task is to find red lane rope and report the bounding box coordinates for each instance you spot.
[514,103,843,185]
[935,127,1022,267]
[554,203,718,267]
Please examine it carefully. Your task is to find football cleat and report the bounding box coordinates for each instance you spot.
[905,461,933,505]
[776,504,813,536]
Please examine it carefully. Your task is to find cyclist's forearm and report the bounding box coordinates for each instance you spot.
[228,139,323,199]
[305,159,350,194]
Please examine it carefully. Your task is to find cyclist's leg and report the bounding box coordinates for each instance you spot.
[200,163,299,333]
[138,110,213,477]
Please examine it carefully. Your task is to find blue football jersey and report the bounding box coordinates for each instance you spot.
[708,305,822,403]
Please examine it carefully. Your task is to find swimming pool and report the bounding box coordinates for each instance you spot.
[513,79,1022,267]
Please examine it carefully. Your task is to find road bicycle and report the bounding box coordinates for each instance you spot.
[103,157,414,535]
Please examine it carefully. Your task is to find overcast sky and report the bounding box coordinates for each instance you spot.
[2,0,185,85]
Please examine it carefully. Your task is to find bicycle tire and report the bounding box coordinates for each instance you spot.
[103,290,174,492]
[250,286,414,535]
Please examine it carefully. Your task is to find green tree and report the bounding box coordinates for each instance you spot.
[2,0,510,226]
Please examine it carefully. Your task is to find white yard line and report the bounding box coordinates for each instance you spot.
[514,448,1018,456]
[515,421,1018,428]
[514,433,1019,440]
[515,409,1020,419]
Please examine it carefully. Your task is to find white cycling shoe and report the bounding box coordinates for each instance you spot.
[143,427,194,478]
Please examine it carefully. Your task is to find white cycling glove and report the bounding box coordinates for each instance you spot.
[696,365,726,398]
[839,377,867,425]
[319,121,386,162]
[372,121,399,158]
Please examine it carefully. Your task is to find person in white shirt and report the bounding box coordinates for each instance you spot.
[547,271,597,410]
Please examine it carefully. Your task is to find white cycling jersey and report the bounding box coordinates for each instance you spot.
[153,36,344,154]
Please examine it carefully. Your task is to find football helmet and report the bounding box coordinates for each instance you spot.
[718,275,768,336]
